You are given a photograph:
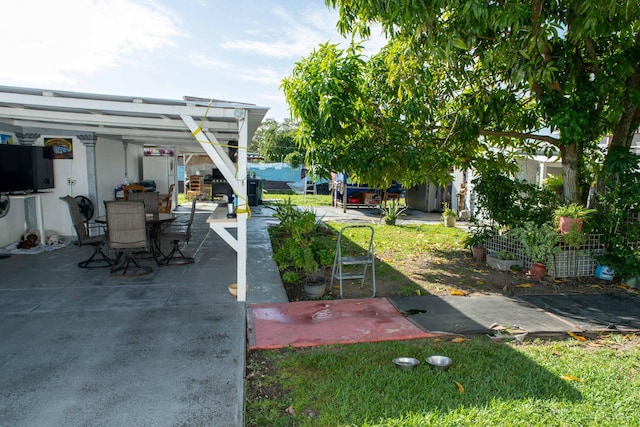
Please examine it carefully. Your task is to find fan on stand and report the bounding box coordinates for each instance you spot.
[74,195,95,235]
[0,193,10,259]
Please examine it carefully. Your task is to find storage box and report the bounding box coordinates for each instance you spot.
[361,192,377,205]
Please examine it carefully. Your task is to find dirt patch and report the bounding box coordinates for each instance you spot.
[284,248,630,302]
[245,350,288,401]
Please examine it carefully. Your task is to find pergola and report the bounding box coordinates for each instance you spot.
[0,85,269,302]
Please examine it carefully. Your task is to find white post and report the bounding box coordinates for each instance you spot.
[235,109,248,302]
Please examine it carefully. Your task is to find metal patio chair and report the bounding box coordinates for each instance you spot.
[105,200,152,276]
[60,195,113,268]
[160,198,197,266]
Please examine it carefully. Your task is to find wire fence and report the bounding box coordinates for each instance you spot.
[485,233,605,279]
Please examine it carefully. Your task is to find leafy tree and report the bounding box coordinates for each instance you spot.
[251,118,300,163]
[283,0,640,200]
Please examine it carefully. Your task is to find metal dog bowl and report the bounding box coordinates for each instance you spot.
[393,357,420,370]
[425,355,453,371]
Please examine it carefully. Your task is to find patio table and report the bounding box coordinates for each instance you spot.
[96,213,176,263]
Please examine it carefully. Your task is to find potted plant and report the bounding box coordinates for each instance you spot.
[510,222,561,279]
[380,200,407,225]
[553,203,596,234]
[486,250,524,272]
[542,173,563,195]
[299,246,327,299]
[592,147,640,281]
[442,203,457,227]
[463,224,496,261]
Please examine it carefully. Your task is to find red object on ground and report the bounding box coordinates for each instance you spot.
[248,298,438,349]
[530,262,547,279]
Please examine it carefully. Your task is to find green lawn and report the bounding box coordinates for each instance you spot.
[262,192,334,206]
[246,335,640,426]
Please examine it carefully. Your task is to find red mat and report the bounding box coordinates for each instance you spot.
[248,298,438,349]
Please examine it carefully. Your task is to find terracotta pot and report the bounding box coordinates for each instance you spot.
[471,245,486,261]
[529,262,547,279]
[558,217,583,234]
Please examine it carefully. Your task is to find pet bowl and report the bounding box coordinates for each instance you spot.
[393,357,420,370]
[228,284,238,297]
[425,355,453,371]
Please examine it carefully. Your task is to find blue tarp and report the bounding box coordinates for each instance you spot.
[248,163,302,182]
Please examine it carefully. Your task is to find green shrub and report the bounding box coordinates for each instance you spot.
[472,169,558,228]
[269,201,334,285]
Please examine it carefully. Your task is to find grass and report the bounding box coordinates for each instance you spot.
[178,191,333,207]
[246,335,640,426]
[262,192,334,206]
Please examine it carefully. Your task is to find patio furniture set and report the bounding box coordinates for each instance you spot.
[60,193,197,277]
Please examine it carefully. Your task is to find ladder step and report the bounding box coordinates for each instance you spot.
[335,273,366,280]
[340,256,373,265]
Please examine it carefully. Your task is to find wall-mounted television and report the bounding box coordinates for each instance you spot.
[0,145,55,193]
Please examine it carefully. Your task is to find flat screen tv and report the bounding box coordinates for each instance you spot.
[0,145,55,193]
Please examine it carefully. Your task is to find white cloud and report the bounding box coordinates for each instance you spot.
[220,5,386,59]
[238,67,284,85]
[190,53,285,86]
[220,5,346,58]
[0,0,183,85]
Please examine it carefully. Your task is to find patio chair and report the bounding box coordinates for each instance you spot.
[122,184,146,200]
[186,175,204,200]
[105,200,152,276]
[160,198,197,265]
[159,184,175,213]
[128,191,160,214]
[60,195,113,268]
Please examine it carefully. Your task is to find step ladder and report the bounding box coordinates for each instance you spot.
[330,225,376,298]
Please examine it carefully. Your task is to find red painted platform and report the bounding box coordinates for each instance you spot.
[247,298,438,349]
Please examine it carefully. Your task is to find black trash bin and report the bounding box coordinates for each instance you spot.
[247,178,263,206]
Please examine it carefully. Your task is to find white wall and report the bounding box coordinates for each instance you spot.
[0,135,148,247]
[143,155,176,194]
[96,137,128,217]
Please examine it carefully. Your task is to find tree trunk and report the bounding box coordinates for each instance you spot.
[559,143,582,204]
[608,59,640,151]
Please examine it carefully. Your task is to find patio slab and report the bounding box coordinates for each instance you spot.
[0,203,270,426]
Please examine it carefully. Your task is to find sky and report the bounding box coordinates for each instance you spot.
[0,0,385,122]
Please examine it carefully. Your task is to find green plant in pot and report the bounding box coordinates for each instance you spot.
[379,200,407,225]
[510,222,561,279]
[542,173,563,195]
[553,203,596,234]
[442,202,457,227]
[463,224,496,261]
[298,247,326,299]
[270,204,332,299]
[592,147,640,280]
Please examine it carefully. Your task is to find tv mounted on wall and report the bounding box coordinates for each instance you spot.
[0,145,55,193]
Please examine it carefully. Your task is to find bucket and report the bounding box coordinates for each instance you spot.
[595,264,615,281]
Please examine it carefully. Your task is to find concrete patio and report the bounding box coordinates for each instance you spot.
[0,203,285,426]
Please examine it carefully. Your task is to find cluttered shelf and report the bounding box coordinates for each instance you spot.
[330,180,402,210]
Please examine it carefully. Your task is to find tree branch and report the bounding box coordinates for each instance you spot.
[479,130,559,145]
